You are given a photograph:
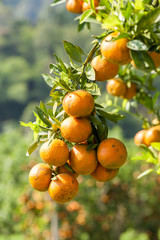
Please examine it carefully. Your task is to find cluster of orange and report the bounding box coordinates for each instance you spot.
[66,0,99,14]
[134,123,160,148]
[29,90,127,204]
[106,78,137,100]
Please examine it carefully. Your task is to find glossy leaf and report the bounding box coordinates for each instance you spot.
[63,41,85,62]
[97,109,126,123]
[137,169,154,179]
[127,40,149,51]
[35,106,51,127]
[79,9,93,24]
[137,6,160,30]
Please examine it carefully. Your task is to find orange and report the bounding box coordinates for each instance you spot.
[48,173,79,203]
[134,130,147,146]
[91,55,119,81]
[106,78,127,96]
[122,83,137,100]
[60,116,92,143]
[40,139,69,166]
[29,163,52,191]
[131,51,160,69]
[100,32,131,65]
[91,163,119,182]
[66,0,82,13]
[82,0,99,12]
[149,52,160,68]
[144,125,160,146]
[69,144,98,175]
[53,163,79,179]
[63,90,94,117]
[97,138,127,169]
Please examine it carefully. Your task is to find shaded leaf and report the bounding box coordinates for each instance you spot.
[35,106,51,127]
[26,140,39,156]
[97,109,126,123]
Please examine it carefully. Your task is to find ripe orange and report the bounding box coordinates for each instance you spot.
[82,0,99,12]
[91,163,119,182]
[66,0,82,13]
[54,163,79,179]
[29,163,52,191]
[122,83,137,100]
[40,139,69,166]
[63,90,94,117]
[106,78,127,96]
[91,55,119,81]
[131,51,160,69]
[48,173,79,203]
[144,125,160,146]
[60,116,92,143]
[69,144,98,175]
[134,130,147,146]
[97,138,127,169]
[149,52,160,68]
[100,32,131,65]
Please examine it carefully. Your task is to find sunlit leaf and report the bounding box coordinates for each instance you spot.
[26,140,39,156]
[137,168,154,179]
[127,40,149,51]
[151,142,160,151]
[79,9,93,24]
[63,41,85,62]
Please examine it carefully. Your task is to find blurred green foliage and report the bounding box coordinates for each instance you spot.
[0,0,97,125]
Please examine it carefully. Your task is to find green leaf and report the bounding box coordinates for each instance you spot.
[87,143,99,150]
[97,109,126,123]
[130,50,156,71]
[79,9,94,24]
[53,53,68,73]
[59,80,72,92]
[127,40,149,51]
[52,101,58,116]
[135,0,145,10]
[35,106,51,127]
[20,121,39,131]
[50,90,63,99]
[137,168,154,179]
[40,101,48,116]
[152,92,160,106]
[63,41,85,63]
[50,0,66,7]
[121,1,133,20]
[64,162,75,173]
[26,140,39,156]
[42,74,55,87]
[137,6,160,30]
[102,15,122,29]
[90,116,102,126]
[151,142,160,151]
[49,63,60,73]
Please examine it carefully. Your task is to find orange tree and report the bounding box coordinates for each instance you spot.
[21,0,160,202]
